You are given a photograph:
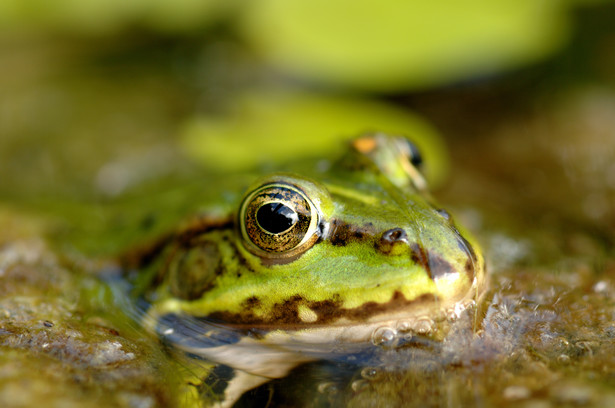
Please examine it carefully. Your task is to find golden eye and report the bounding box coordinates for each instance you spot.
[239,183,321,255]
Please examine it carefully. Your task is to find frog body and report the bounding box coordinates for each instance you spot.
[128,133,485,406]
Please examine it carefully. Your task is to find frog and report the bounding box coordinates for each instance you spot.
[123,133,485,407]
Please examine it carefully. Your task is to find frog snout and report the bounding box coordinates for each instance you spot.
[375,227,475,282]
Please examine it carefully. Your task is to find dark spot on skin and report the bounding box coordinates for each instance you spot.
[211,295,305,325]
[244,296,261,308]
[312,291,436,325]
[410,242,429,270]
[306,298,345,322]
[426,252,456,280]
[274,295,304,322]
[465,259,475,282]
[202,364,235,397]
[329,219,348,246]
[410,241,463,281]
[409,234,479,284]
[410,243,456,281]
[329,219,376,246]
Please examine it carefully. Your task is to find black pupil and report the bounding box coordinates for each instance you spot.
[256,202,298,234]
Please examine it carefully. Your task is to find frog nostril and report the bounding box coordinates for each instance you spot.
[382,228,407,243]
[376,228,408,255]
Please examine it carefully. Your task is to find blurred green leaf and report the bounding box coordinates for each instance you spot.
[239,0,571,91]
[181,89,449,187]
[0,0,240,34]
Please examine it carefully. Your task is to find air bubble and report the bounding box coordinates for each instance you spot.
[371,326,397,347]
[414,317,434,334]
[446,302,466,321]
[396,319,414,333]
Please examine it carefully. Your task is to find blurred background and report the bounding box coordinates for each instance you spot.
[1,0,615,252]
[1,2,615,406]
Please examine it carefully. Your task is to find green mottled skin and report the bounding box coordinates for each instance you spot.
[133,134,484,330]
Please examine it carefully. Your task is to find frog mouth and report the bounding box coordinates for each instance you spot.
[203,290,440,328]
[169,272,480,335]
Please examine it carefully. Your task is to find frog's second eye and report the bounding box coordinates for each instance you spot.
[239,183,321,256]
[401,139,423,169]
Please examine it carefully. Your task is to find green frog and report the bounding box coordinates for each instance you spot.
[124,133,485,407]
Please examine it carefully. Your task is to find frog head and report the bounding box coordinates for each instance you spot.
[142,134,484,337]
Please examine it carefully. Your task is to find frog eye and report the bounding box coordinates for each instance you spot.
[400,139,423,169]
[239,183,321,256]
